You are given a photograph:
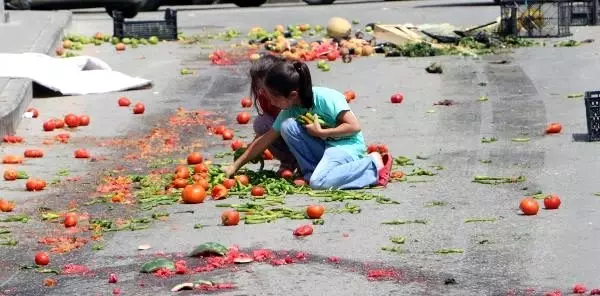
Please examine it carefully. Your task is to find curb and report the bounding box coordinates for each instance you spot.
[0,11,72,138]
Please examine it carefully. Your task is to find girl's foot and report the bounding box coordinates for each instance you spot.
[374,152,393,187]
[369,152,384,171]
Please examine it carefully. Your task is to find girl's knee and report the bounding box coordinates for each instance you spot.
[280,118,300,138]
[309,173,330,190]
[253,114,274,135]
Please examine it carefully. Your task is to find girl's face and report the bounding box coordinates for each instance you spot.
[264,87,298,110]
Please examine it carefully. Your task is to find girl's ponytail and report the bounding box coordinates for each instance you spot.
[292,61,314,109]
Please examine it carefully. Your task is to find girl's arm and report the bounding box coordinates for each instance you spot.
[225,129,279,177]
[306,111,360,139]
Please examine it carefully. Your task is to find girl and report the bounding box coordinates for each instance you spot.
[249,55,299,174]
[226,57,392,189]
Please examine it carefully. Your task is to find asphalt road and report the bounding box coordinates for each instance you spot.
[2,1,600,295]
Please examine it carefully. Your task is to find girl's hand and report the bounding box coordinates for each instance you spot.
[305,114,325,138]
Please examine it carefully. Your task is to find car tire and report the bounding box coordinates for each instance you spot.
[9,0,30,9]
[302,0,334,4]
[192,0,215,4]
[232,0,266,7]
[106,6,139,18]
[141,0,161,11]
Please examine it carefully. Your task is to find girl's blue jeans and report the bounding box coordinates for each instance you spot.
[279,118,378,190]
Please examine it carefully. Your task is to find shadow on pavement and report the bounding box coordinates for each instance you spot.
[572,133,592,142]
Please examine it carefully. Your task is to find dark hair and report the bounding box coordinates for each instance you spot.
[249,54,285,115]
[263,60,314,109]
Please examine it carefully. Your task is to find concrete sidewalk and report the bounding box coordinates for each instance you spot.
[0,10,71,138]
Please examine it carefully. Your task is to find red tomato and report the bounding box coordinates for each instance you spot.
[241,98,252,108]
[53,118,65,129]
[195,178,210,191]
[221,210,240,226]
[187,152,203,165]
[64,215,77,228]
[35,252,50,266]
[251,186,265,197]
[343,90,356,102]
[214,125,226,135]
[182,184,206,204]
[367,144,378,154]
[293,224,313,236]
[174,165,190,179]
[327,52,337,61]
[74,149,90,159]
[222,130,234,140]
[118,97,131,107]
[390,93,404,104]
[236,112,251,124]
[293,178,306,186]
[193,163,208,174]
[24,149,44,158]
[64,114,80,128]
[222,178,236,189]
[377,144,389,155]
[262,149,273,160]
[235,175,250,186]
[306,205,325,219]
[544,194,561,210]
[231,140,245,151]
[280,169,293,180]
[172,178,188,189]
[2,135,23,143]
[43,120,55,132]
[133,103,145,114]
[519,198,539,215]
[78,115,90,126]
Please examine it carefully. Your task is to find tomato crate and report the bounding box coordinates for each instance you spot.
[112,8,178,41]
[585,91,600,141]
[568,0,597,25]
[499,0,572,38]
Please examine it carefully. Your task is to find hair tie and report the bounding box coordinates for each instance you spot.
[293,61,302,71]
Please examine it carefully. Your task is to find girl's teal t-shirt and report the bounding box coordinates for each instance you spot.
[272,86,366,160]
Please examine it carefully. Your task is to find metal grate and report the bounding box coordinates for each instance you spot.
[500,0,572,37]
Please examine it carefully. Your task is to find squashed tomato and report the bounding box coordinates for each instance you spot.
[545,122,562,134]
[3,169,18,181]
[293,224,313,237]
[211,184,228,200]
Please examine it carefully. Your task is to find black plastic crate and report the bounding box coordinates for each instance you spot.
[500,0,572,38]
[569,1,597,25]
[585,91,600,141]
[113,8,178,41]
